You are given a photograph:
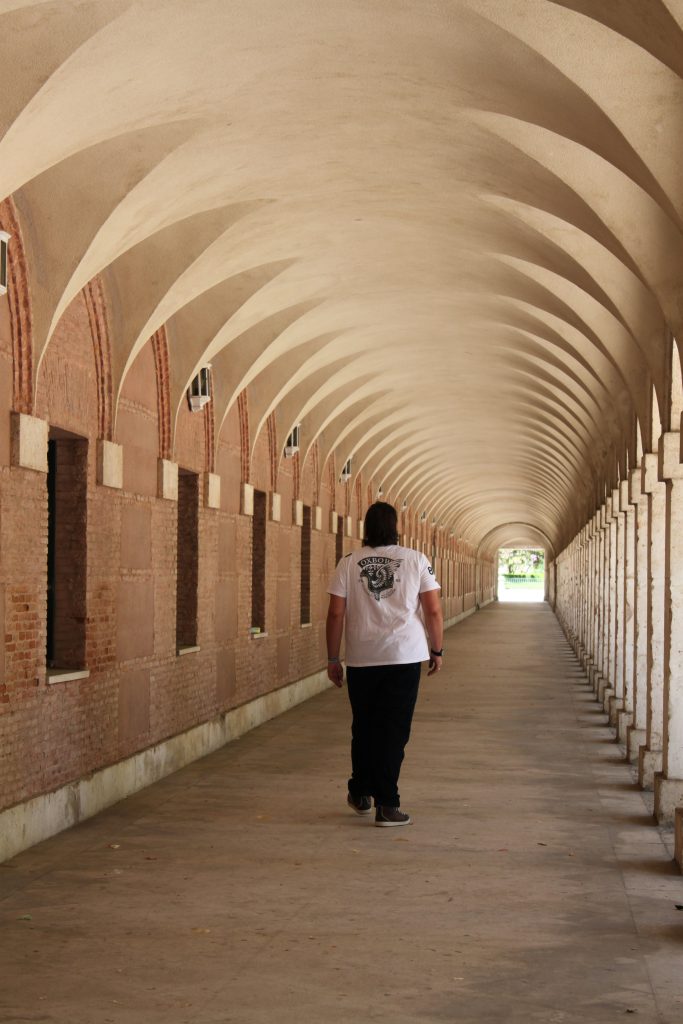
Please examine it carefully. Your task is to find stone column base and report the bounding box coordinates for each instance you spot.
[599,680,614,707]
[607,695,623,726]
[675,809,683,873]
[638,746,663,790]
[654,776,683,826]
[626,726,646,764]
[588,666,601,691]
[616,709,633,745]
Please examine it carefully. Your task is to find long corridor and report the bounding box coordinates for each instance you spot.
[1,603,681,1024]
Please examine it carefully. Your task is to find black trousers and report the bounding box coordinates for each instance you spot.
[346,663,421,808]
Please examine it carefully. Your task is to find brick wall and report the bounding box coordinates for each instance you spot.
[0,278,495,816]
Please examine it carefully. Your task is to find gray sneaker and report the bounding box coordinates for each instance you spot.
[347,793,372,815]
[375,806,412,827]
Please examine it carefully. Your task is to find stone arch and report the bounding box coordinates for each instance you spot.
[0,197,32,414]
[476,522,557,562]
[266,411,277,492]
[327,453,336,497]
[652,383,663,452]
[83,276,113,440]
[310,441,320,506]
[292,450,301,500]
[354,476,363,523]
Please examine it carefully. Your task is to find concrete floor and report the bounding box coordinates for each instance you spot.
[1,603,682,1024]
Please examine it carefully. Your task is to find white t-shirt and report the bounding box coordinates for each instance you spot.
[327,544,441,666]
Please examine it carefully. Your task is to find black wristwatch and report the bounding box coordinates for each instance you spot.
[430,648,444,657]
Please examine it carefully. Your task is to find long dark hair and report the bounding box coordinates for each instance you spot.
[364,502,399,547]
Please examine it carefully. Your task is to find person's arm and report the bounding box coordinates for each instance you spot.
[325,595,346,687]
[420,589,444,676]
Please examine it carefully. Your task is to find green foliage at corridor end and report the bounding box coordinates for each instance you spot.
[499,548,544,578]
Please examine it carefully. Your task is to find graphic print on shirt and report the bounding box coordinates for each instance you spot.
[358,556,402,602]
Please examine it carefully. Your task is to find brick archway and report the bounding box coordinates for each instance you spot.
[237,388,250,483]
[151,327,172,460]
[83,276,113,441]
[0,197,33,415]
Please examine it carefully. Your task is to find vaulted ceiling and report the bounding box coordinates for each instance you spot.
[3,0,683,552]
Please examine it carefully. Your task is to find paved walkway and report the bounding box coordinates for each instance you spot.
[1,603,682,1024]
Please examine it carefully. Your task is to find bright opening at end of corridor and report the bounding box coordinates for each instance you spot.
[498,547,545,603]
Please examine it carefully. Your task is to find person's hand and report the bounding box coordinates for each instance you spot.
[327,660,344,687]
[427,654,442,677]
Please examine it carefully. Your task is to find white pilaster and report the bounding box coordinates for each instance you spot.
[628,467,649,763]
[654,432,683,822]
[639,452,666,788]
[10,412,48,473]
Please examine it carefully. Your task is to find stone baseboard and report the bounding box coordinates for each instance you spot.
[0,669,331,864]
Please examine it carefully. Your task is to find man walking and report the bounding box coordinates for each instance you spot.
[326,502,444,826]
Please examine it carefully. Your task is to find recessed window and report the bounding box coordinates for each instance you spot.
[251,489,267,630]
[47,432,88,672]
[0,230,9,294]
[300,504,311,625]
[335,513,344,565]
[176,471,199,650]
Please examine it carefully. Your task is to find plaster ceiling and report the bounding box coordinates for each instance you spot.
[2,0,683,551]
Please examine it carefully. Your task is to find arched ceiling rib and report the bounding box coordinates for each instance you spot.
[2,0,682,553]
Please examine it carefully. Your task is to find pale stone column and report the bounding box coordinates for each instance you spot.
[602,495,618,704]
[654,432,683,822]
[606,488,625,720]
[602,500,612,698]
[588,514,600,689]
[639,452,666,789]
[618,479,636,744]
[627,467,649,763]
[584,519,597,676]
[580,528,590,663]
[588,513,600,681]
[590,507,607,694]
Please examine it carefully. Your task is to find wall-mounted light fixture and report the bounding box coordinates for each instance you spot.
[0,231,10,295]
[340,458,352,483]
[420,511,427,521]
[187,366,212,411]
[284,424,300,458]
[376,484,384,498]
[402,499,408,510]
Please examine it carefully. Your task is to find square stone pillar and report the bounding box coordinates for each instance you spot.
[639,452,666,789]
[618,479,636,743]
[627,466,648,764]
[608,487,626,722]
[654,432,683,823]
